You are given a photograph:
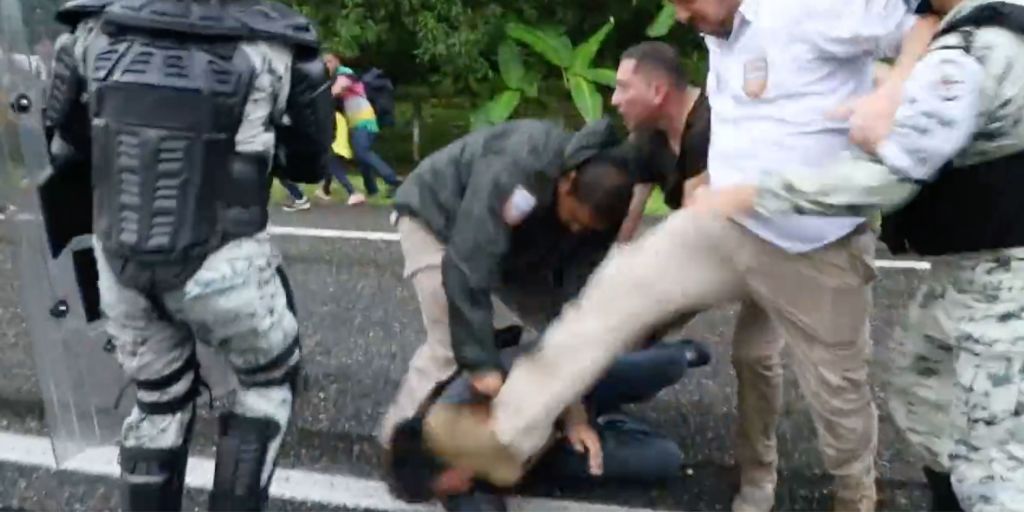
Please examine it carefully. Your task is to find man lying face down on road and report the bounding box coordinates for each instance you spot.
[378,118,646,444]
[377,117,716,510]
[386,334,712,511]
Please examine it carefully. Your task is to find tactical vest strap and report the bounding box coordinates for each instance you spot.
[937,1,1024,39]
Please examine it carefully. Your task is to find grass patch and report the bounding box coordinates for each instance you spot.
[644,187,671,217]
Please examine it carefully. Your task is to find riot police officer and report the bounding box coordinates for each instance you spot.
[44,0,333,510]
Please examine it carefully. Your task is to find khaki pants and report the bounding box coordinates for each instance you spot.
[377,217,547,444]
[491,210,879,502]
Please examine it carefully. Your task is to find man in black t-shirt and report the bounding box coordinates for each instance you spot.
[611,41,712,241]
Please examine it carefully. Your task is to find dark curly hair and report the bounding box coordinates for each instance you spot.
[570,150,635,229]
[384,416,447,503]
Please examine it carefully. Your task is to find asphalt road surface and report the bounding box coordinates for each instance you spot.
[0,204,935,511]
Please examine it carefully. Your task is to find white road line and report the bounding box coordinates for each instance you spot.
[267,225,400,242]
[0,212,34,222]
[265,224,933,270]
[0,431,667,512]
[874,259,931,270]
[1,215,932,271]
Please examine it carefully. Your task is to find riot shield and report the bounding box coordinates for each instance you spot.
[0,0,129,465]
[0,0,238,467]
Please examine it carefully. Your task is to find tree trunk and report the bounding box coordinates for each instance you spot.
[412,99,423,162]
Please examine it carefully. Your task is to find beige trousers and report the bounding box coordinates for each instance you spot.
[377,217,537,444]
[491,210,879,502]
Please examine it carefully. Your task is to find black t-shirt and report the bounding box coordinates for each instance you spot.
[627,92,711,209]
[915,0,933,14]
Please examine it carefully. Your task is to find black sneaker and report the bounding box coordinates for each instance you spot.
[923,466,963,511]
[677,339,712,368]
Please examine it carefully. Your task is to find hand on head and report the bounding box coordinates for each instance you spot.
[470,370,504,397]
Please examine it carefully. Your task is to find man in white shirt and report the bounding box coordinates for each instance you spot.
[412,2,936,512]
[691,1,1024,510]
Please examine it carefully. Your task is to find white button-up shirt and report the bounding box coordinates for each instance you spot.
[705,0,919,252]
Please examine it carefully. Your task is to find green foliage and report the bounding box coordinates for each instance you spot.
[497,40,526,90]
[646,2,677,38]
[506,23,573,69]
[473,18,618,127]
[577,68,617,88]
[286,0,708,101]
[567,74,603,122]
[285,0,499,95]
[470,90,523,130]
[470,39,533,130]
[571,19,615,71]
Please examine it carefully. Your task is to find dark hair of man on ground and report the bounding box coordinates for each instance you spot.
[385,416,450,502]
[556,150,635,233]
[387,411,495,502]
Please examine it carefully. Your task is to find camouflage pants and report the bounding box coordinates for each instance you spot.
[95,233,299,488]
[887,248,1024,512]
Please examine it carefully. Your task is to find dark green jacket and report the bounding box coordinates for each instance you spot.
[393,118,622,373]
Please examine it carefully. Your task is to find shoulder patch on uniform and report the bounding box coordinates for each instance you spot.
[502,185,537,226]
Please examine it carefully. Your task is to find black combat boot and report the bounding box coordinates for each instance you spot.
[923,466,963,512]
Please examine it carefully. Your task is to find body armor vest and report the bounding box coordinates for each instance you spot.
[78,0,320,292]
[881,1,1024,256]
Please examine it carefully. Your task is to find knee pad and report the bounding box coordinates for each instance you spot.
[209,413,282,511]
[119,445,190,512]
[125,350,203,415]
[235,333,303,396]
[232,268,302,395]
[118,405,195,512]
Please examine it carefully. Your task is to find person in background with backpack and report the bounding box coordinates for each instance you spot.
[281,53,370,210]
[326,53,403,198]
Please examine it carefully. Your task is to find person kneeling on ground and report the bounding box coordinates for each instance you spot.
[386,333,712,511]
[377,118,637,445]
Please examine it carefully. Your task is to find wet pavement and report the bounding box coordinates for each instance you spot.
[0,204,936,511]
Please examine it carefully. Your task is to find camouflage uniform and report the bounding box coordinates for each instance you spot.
[756,1,1024,509]
[45,0,333,509]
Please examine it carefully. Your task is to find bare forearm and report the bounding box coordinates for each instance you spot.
[560,401,588,429]
[617,184,653,242]
[885,14,941,86]
[682,171,708,207]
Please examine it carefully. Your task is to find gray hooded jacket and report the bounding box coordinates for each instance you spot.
[394,118,623,372]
